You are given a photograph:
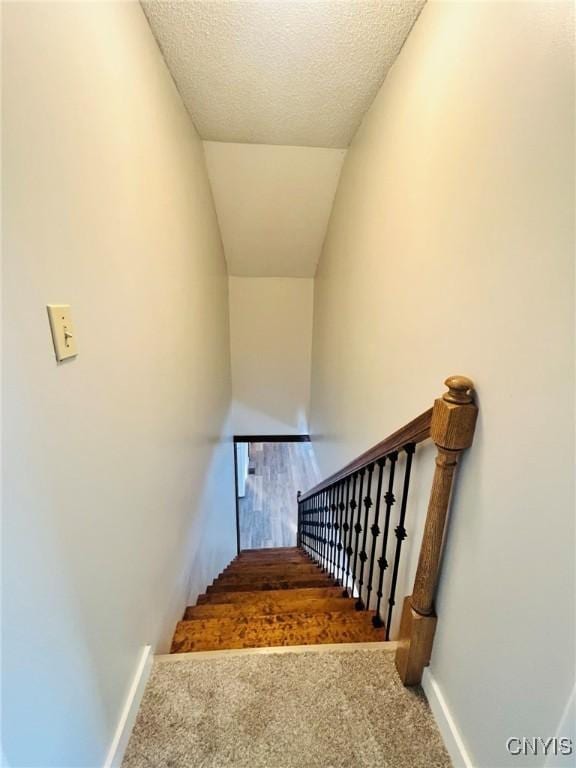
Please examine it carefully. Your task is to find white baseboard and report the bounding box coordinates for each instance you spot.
[422,668,474,768]
[103,645,152,768]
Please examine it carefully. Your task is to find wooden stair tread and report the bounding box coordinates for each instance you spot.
[171,610,385,653]
[232,552,312,563]
[184,596,356,620]
[223,563,321,576]
[207,576,335,593]
[240,547,300,554]
[197,586,344,605]
[229,559,311,568]
[214,570,327,585]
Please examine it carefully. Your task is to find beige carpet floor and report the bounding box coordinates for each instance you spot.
[122,648,451,768]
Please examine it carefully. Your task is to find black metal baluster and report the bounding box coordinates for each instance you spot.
[385,444,416,639]
[366,459,385,611]
[327,485,335,575]
[344,474,356,596]
[328,485,337,576]
[342,476,353,596]
[314,492,321,566]
[322,489,329,570]
[308,498,313,557]
[336,481,345,584]
[334,485,340,577]
[308,496,318,561]
[310,495,316,561]
[305,497,311,559]
[324,491,329,565]
[351,468,365,598]
[373,452,398,628]
[356,462,375,610]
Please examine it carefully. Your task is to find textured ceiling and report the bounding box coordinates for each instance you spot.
[142,1,425,148]
[204,142,345,276]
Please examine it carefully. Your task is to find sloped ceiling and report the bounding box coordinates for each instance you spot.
[204,142,345,277]
[142,0,425,149]
[142,0,424,276]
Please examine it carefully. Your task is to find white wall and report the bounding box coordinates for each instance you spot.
[310,2,574,767]
[2,3,236,766]
[229,277,314,435]
[204,142,345,276]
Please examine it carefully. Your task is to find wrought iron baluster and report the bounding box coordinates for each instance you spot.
[324,488,332,573]
[373,452,398,628]
[310,495,318,562]
[365,459,385,611]
[351,468,365,598]
[303,496,309,557]
[332,485,339,575]
[356,463,374,610]
[344,473,356,596]
[331,484,337,577]
[327,485,334,575]
[337,481,345,584]
[310,495,317,561]
[322,489,329,570]
[385,444,416,639]
[314,492,321,566]
[300,496,305,552]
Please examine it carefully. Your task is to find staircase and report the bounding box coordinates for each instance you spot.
[171,547,386,653]
[170,376,478,686]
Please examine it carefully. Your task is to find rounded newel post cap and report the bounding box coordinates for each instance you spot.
[443,375,474,405]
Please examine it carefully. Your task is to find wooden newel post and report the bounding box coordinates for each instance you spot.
[395,376,478,685]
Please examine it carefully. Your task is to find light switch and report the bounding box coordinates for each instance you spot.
[47,305,78,362]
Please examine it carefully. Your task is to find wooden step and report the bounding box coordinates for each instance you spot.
[214,571,331,584]
[231,559,312,568]
[222,563,321,577]
[239,547,301,555]
[229,552,313,563]
[183,596,356,620]
[197,586,343,605]
[208,576,335,593]
[234,551,311,559]
[171,610,385,653]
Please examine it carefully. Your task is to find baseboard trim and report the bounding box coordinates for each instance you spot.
[103,644,152,768]
[422,668,474,768]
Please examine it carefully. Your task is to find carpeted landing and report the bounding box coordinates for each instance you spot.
[122,647,451,768]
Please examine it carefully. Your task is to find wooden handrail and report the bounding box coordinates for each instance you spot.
[299,408,433,502]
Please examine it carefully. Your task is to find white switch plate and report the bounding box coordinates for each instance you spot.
[47,304,78,362]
